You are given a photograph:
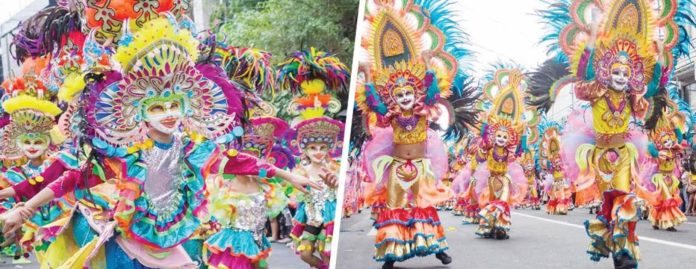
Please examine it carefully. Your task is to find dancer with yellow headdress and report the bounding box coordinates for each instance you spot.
[471,69,529,240]
[355,0,480,267]
[641,93,687,231]
[536,0,696,267]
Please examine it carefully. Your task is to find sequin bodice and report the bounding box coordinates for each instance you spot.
[231,192,267,232]
[391,116,427,145]
[141,138,184,221]
[305,176,336,225]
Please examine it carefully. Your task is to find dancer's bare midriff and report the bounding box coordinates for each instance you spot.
[393,143,425,159]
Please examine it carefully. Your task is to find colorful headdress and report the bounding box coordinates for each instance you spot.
[556,0,679,90]
[83,0,191,43]
[480,69,529,150]
[278,48,349,120]
[360,0,471,90]
[241,117,289,159]
[89,17,242,146]
[357,0,474,132]
[222,47,276,94]
[647,95,684,147]
[540,124,562,161]
[292,117,344,158]
[0,61,61,159]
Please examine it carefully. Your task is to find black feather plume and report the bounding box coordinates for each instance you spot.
[443,79,482,142]
[526,58,570,114]
[644,87,669,132]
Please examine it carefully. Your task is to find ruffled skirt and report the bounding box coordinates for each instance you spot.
[373,207,448,262]
[648,197,687,229]
[475,200,510,237]
[585,190,641,262]
[204,228,271,269]
[290,200,336,257]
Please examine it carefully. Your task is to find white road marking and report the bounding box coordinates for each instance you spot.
[512,212,696,251]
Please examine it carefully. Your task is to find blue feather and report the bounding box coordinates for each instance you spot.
[413,0,474,95]
[537,0,572,64]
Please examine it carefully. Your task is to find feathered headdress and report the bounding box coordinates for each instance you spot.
[278,48,349,121]
[479,69,529,153]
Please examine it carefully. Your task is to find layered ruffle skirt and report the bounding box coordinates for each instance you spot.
[373,206,448,262]
[475,200,510,237]
[585,190,641,262]
[290,199,336,258]
[203,228,271,269]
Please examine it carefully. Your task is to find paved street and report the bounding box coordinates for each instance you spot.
[0,241,305,269]
[337,207,696,269]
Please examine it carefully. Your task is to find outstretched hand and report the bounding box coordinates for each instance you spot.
[285,173,323,194]
[0,204,33,241]
[320,167,339,188]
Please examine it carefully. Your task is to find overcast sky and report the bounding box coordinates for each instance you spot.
[456,0,549,78]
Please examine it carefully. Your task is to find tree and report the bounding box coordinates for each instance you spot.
[211,0,358,66]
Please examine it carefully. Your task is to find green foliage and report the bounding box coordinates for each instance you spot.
[212,0,358,66]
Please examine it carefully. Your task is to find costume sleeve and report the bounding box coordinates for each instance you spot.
[647,143,659,158]
[222,149,277,178]
[424,70,440,106]
[644,63,666,98]
[12,160,69,201]
[576,47,595,81]
[46,169,104,198]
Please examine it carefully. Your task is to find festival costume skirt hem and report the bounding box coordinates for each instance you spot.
[648,198,687,229]
[475,200,510,236]
[584,190,641,262]
[203,228,272,269]
[373,206,448,262]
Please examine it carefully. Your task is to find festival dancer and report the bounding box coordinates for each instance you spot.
[0,15,315,268]
[456,139,482,223]
[520,150,540,210]
[537,0,688,267]
[472,69,528,240]
[203,116,291,269]
[276,48,348,269]
[0,61,76,264]
[643,96,687,231]
[359,56,455,268]
[539,121,570,215]
[355,1,479,267]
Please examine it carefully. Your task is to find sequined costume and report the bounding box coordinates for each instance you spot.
[0,10,288,268]
[203,116,291,269]
[275,47,348,269]
[0,59,76,262]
